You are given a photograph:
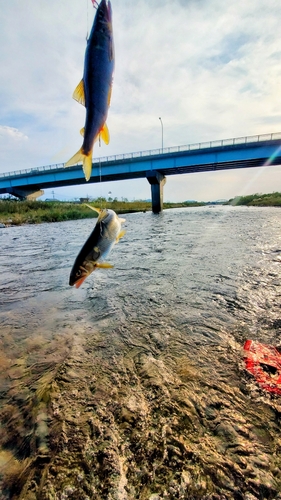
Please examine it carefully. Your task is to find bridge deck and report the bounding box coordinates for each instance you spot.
[0,132,281,195]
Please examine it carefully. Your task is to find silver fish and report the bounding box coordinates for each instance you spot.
[69,206,125,288]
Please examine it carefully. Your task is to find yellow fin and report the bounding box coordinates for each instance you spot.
[99,123,110,145]
[84,204,101,214]
[116,229,126,243]
[73,79,86,106]
[80,127,85,137]
[96,262,114,269]
[118,217,126,223]
[65,149,84,168]
[83,153,93,182]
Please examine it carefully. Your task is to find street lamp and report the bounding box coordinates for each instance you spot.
[159,117,163,153]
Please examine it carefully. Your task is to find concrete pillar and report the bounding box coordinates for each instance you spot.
[146,171,166,214]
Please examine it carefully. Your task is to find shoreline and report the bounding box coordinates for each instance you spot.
[0,194,280,227]
[0,200,204,227]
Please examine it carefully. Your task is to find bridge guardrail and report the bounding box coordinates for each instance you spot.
[1,131,281,179]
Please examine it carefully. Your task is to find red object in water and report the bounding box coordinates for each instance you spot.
[243,340,281,395]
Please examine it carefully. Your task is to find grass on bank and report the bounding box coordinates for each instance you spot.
[0,198,204,225]
[227,192,281,206]
[0,192,280,225]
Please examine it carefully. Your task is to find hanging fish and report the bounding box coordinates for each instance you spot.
[69,206,126,288]
[65,0,114,181]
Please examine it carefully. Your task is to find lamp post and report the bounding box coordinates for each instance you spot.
[159,117,163,153]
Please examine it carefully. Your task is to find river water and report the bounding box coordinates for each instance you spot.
[0,206,281,499]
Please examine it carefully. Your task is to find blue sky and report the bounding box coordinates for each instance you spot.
[1,0,281,202]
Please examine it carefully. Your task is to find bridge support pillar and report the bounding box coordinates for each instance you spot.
[146,171,166,214]
[8,188,44,200]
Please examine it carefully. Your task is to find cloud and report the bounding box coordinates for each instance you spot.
[0,126,28,141]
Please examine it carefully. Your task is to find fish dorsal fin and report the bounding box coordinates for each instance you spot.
[80,127,85,137]
[73,79,86,106]
[99,123,110,145]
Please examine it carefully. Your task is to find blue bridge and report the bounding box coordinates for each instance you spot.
[1,132,281,212]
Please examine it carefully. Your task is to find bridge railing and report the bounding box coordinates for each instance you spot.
[1,131,281,179]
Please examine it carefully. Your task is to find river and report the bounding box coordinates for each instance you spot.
[0,206,280,499]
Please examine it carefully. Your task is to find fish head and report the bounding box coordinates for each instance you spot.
[91,0,114,63]
[96,0,113,30]
[69,246,101,288]
[69,259,96,288]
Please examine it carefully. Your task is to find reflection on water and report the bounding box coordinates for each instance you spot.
[0,206,281,498]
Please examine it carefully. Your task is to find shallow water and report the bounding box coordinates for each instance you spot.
[0,206,281,499]
[1,206,280,348]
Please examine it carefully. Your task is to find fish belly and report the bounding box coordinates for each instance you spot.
[96,221,121,262]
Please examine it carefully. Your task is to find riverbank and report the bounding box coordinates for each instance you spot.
[0,199,204,226]
[0,192,280,227]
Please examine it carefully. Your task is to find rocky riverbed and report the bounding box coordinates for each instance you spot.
[1,321,281,500]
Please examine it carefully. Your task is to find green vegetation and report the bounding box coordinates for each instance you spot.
[0,200,98,225]
[0,192,279,226]
[0,198,204,225]
[227,192,281,207]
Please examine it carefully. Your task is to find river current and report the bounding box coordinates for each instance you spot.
[1,206,280,346]
[0,206,281,499]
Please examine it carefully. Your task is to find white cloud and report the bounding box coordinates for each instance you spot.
[0,126,28,141]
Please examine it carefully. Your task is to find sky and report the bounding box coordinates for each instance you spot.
[1,0,281,202]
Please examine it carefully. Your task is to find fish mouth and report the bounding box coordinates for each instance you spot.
[73,275,88,289]
[69,274,88,288]
[99,0,112,23]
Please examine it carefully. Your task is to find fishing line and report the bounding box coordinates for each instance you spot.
[98,135,103,209]
[86,0,89,41]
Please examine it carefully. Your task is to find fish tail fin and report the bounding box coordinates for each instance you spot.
[65,149,84,168]
[65,149,92,182]
[83,152,93,182]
